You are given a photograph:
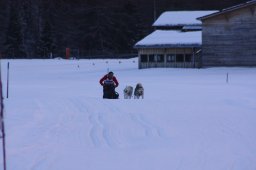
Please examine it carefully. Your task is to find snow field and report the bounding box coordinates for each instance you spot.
[0,58,256,170]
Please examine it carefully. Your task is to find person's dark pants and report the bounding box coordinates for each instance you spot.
[103,85,119,99]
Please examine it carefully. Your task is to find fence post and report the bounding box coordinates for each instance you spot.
[7,62,9,98]
[226,72,229,84]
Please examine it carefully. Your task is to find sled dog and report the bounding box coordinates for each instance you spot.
[134,83,144,99]
[123,86,133,99]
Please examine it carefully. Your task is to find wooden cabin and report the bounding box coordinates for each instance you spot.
[134,11,217,69]
[134,30,202,69]
[198,0,256,66]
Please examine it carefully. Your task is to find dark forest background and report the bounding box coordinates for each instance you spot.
[0,0,247,58]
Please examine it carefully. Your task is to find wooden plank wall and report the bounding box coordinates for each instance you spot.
[202,5,256,66]
[138,48,201,69]
[139,62,198,69]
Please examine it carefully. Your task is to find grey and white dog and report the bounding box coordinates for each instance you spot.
[134,83,144,99]
[123,86,133,99]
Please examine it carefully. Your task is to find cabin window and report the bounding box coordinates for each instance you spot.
[140,55,148,62]
[185,54,192,62]
[156,54,164,62]
[176,54,184,62]
[166,54,176,62]
[148,54,155,62]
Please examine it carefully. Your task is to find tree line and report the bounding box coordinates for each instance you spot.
[0,0,246,58]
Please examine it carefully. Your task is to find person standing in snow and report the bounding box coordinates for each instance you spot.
[99,71,119,99]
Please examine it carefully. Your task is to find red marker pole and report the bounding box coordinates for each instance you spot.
[66,48,70,59]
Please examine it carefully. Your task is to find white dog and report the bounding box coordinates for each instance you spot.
[134,83,144,99]
[123,86,133,99]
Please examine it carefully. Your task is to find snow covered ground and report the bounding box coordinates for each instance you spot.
[0,58,256,170]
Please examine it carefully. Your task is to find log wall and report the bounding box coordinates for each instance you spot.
[202,5,256,66]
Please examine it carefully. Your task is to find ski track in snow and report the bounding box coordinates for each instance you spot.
[69,98,166,149]
[88,111,116,148]
[88,101,122,148]
[98,112,117,148]
[67,98,93,147]
[129,112,163,139]
[73,99,117,148]
[88,113,102,147]
[73,99,105,147]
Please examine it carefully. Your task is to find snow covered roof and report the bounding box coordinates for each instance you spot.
[134,30,202,48]
[153,11,218,27]
[198,0,256,20]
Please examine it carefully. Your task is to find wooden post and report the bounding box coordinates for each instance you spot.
[226,72,229,83]
[192,48,195,68]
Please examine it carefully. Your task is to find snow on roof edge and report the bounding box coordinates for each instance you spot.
[134,30,202,48]
[198,0,256,20]
[134,43,201,49]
